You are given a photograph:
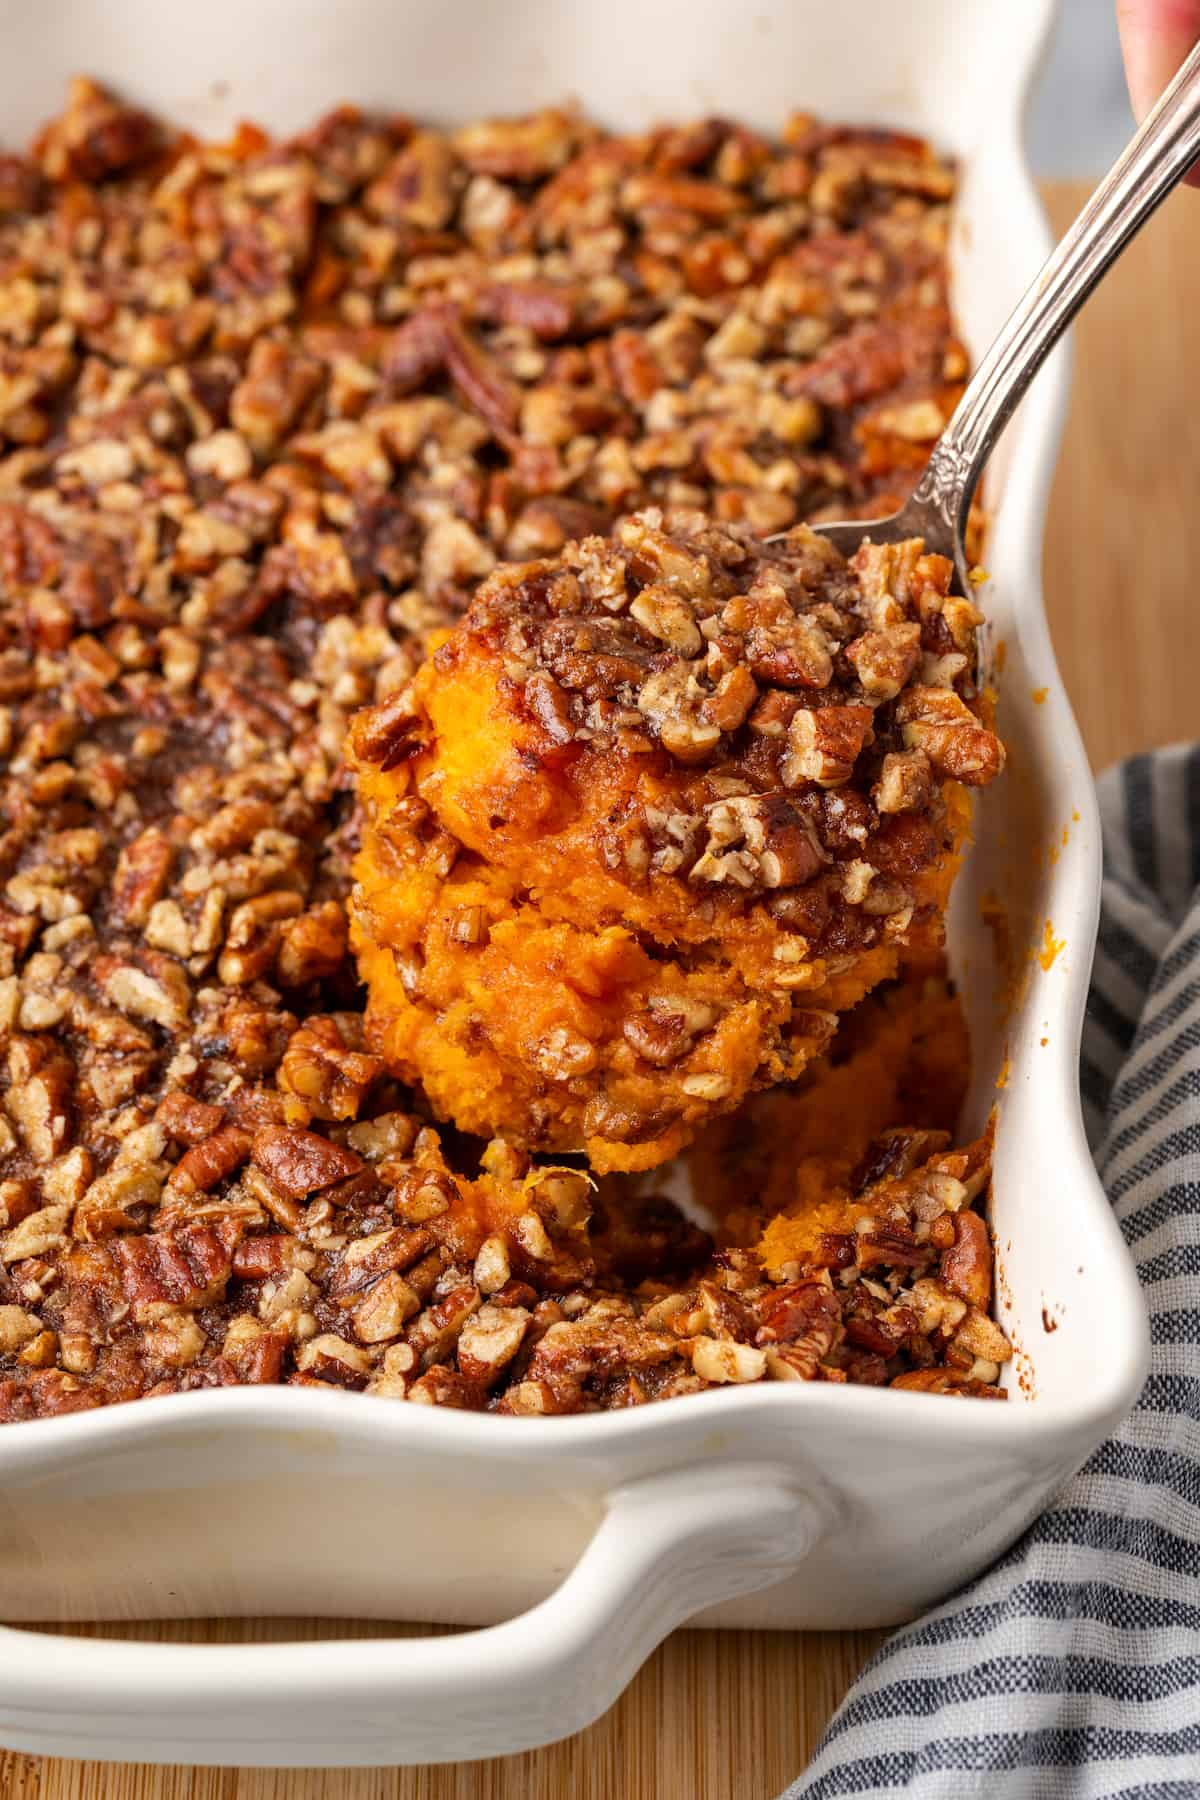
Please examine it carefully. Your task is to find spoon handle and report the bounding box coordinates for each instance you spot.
[914,35,1200,545]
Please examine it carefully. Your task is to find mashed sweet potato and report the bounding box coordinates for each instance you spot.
[350,510,1002,1172]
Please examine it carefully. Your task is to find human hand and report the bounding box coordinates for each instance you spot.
[1117,0,1200,181]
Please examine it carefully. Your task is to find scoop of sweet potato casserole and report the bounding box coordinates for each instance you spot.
[350,511,1002,1169]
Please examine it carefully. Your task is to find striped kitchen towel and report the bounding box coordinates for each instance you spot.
[786,744,1200,1800]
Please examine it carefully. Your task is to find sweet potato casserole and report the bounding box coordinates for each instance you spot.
[0,80,1011,1421]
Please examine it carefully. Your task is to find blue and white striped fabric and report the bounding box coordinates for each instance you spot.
[787,745,1200,1800]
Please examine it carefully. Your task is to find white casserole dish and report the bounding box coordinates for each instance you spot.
[0,0,1149,1767]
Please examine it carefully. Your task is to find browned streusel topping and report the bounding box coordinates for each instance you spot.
[416,509,1000,882]
[0,80,1005,1417]
[0,1094,1009,1419]
[0,80,969,641]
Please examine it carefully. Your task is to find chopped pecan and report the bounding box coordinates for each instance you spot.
[5,1037,73,1162]
[382,306,450,391]
[347,685,422,770]
[636,665,722,763]
[278,1017,381,1121]
[157,1093,227,1145]
[74,1163,162,1238]
[221,1317,287,1384]
[276,903,349,988]
[873,748,933,815]
[327,1224,434,1298]
[690,1336,766,1383]
[295,1333,371,1387]
[845,622,922,700]
[230,339,323,456]
[406,1280,482,1369]
[439,306,522,443]
[250,1126,365,1200]
[114,1220,240,1321]
[457,1302,531,1383]
[1,1202,71,1265]
[781,703,873,788]
[895,687,1004,786]
[367,133,459,229]
[940,1209,993,1311]
[36,77,159,181]
[740,588,833,689]
[351,1270,422,1343]
[111,830,174,927]
[93,952,191,1033]
[166,1127,253,1197]
[701,665,758,731]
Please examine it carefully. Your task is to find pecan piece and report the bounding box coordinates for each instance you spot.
[629,585,703,656]
[623,1009,692,1067]
[1,1202,71,1265]
[407,1280,482,1369]
[276,903,349,988]
[738,584,833,689]
[940,1210,992,1311]
[157,1093,226,1145]
[36,76,158,181]
[250,1126,365,1201]
[295,1333,371,1388]
[845,621,922,700]
[5,1037,73,1163]
[437,306,521,442]
[873,748,933,815]
[894,687,1005,786]
[382,306,449,392]
[94,951,191,1033]
[457,1302,531,1383]
[524,669,576,746]
[636,665,721,764]
[111,829,174,927]
[278,1017,381,1121]
[114,1221,241,1321]
[221,1317,287,1385]
[347,685,422,770]
[166,1127,253,1197]
[781,704,873,789]
[475,280,576,340]
[233,1235,314,1280]
[230,340,323,457]
[218,891,305,988]
[691,1336,766,1383]
[352,1270,422,1343]
[327,1224,434,1299]
[366,133,459,229]
[701,665,758,732]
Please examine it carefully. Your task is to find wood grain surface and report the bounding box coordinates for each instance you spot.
[3,180,1198,1800]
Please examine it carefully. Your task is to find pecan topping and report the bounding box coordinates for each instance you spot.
[0,82,1005,1424]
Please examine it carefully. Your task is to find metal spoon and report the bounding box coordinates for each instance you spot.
[790,37,1200,594]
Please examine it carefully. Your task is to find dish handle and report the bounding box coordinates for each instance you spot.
[0,1461,820,1766]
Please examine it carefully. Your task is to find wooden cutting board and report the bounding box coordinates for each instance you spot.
[3,180,1198,1800]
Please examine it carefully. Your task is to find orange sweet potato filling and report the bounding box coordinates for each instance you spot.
[687,968,972,1268]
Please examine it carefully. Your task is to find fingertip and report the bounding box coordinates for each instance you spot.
[1117,0,1200,121]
